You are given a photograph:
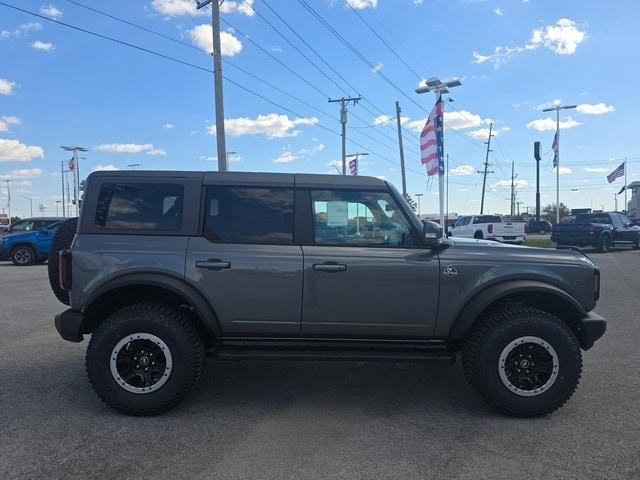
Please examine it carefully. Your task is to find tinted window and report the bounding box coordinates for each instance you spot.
[311,190,413,247]
[474,215,502,223]
[204,186,294,244]
[619,214,632,225]
[611,214,623,227]
[94,183,184,231]
[11,220,34,232]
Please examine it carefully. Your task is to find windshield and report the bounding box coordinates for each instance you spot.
[575,214,610,224]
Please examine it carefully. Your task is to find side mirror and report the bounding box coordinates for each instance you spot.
[422,220,442,247]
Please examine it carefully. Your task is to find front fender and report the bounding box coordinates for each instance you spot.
[447,280,585,342]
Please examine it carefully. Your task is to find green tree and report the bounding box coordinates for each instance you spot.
[541,202,571,223]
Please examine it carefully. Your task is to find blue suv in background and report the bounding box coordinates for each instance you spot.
[0,220,63,266]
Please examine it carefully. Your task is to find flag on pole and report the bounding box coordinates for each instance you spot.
[607,162,625,183]
[618,185,626,195]
[68,156,76,172]
[420,97,445,176]
[551,131,559,167]
[348,157,358,175]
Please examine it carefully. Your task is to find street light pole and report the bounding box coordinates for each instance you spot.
[196,0,227,172]
[16,194,33,217]
[415,193,423,217]
[61,145,88,217]
[542,104,576,223]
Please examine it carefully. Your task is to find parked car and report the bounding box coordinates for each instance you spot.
[449,215,526,243]
[52,171,605,417]
[0,220,63,265]
[551,212,640,252]
[527,219,553,235]
[0,217,65,238]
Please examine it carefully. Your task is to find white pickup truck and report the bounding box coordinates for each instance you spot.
[449,215,526,243]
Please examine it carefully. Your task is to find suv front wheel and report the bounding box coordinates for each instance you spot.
[86,303,205,415]
[462,306,582,417]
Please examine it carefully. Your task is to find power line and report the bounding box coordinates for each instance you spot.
[346,2,423,81]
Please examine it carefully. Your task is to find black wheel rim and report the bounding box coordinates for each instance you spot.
[498,336,559,397]
[110,333,172,394]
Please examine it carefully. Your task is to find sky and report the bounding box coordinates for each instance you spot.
[1,0,639,218]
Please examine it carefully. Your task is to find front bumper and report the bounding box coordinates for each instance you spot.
[54,309,85,342]
[576,311,607,350]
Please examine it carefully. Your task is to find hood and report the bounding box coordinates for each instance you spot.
[446,236,521,248]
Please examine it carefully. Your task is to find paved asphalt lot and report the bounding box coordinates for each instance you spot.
[1,248,639,480]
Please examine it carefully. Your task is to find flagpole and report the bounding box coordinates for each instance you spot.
[624,157,628,212]
[438,92,445,233]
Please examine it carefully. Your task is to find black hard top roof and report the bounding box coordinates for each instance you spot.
[88,170,388,189]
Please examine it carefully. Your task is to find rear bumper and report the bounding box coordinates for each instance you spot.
[576,311,607,350]
[54,309,85,343]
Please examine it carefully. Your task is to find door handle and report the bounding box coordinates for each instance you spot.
[196,260,231,270]
[312,263,347,273]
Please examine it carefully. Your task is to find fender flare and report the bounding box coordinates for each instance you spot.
[83,272,222,337]
[448,280,585,342]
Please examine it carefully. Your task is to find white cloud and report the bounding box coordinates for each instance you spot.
[163,123,174,129]
[468,126,510,140]
[584,167,608,173]
[473,18,586,67]
[0,116,20,132]
[449,165,475,176]
[537,99,562,110]
[407,110,491,133]
[188,25,243,57]
[494,7,503,16]
[95,143,165,155]
[39,4,63,20]
[208,114,319,139]
[373,114,392,125]
[274,152,298,164]
[346,0,378,9]
[92,164,119,172]
[371,63,384,73]
[492,179,529,188]
[31,40,55,52]
[576,103,614,115]
[0,78,16,96]
[526,117,581,131]
[0,139,44,162]
[151,0,254,17]
[0,22,42,39]
[553,166,572,175]
[0,168,43,178]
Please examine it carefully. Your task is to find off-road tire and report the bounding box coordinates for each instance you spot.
[633,233,640,250]
[10,245,36,266]
[596,232,611,253]
[462,306,582,417]
[47,217,78,305]
[86,303,205,416]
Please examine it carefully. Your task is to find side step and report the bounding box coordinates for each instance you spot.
[209,339,457,363]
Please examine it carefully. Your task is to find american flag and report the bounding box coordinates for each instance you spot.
[607,162,625,183]
[421,97,445,176]
[68,156,76,172]
[551,131,559,167]
[348,157,358,175]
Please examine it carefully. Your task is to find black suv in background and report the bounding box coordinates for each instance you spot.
[552,212,640,252]
[527,219,553,235]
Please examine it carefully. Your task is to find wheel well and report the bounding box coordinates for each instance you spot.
[478,290,583,337]
[83,285,213,346]
[9,243,35,252]
[474,231,483,239]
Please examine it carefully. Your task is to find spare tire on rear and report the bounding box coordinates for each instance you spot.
[48,217,78,305]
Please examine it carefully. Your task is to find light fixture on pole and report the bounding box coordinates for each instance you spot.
[541,104,576,223]
[61,145,88,217]
[56,200,61,217]
[416,77,462,230]
[346,152,369,176]
[195,0,227,173]
[128,163,142,171]
[415,193,424,218]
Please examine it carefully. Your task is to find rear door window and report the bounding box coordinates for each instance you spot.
[203,186,294,244]
[94,183,184,231]
[474,215,502,224]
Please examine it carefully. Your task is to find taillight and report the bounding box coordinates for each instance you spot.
[488,224,493,234]
[59,250,72,291]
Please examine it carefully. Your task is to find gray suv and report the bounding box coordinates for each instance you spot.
[53,171,606,417]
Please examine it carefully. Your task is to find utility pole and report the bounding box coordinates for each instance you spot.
[542,103,576,223]
[2,179,10,220]
[196,0,227,172]
[329,96,361,175]
[614,193,618,212]
[510,160,517,217]
[60,160,66,217]
[624,156,628,211]
[516,201,524,216]
[395,101,407,195]
[534,141,541,222]
[415,193,423,218]
[478,122,494,214]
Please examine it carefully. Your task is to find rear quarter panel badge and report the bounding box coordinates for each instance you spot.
[443,265,458,278]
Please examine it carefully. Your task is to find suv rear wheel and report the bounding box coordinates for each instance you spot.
[11,245,36,266]
[462,306,582,417]
[596,232,612,253]
[86,303,205,416]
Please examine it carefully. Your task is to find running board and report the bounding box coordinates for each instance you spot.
[209,339,456,363]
